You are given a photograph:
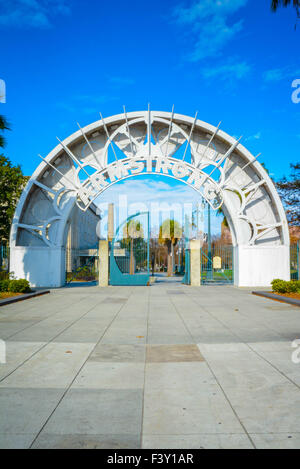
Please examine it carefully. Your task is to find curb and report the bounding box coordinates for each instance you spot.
[0,290,50,307]
[252,291,300,308]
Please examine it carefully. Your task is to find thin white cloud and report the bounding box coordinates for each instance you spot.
[172,0,248,61]
[263,67,300,83]
[0,0,71,29]
[201,59,251,80]
[245,132,261,142]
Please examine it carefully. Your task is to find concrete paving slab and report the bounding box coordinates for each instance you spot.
[72,362,145,389]
[146,345,204,363]
[0,341,45,380]
[0,433,36,449]
[142,434,253,449]
[32,433,141,449]
[145,362,215,392]
[53,320,109,343]
[42,389,143,435]
[89,344,146,362]
[0,342,94,389]
[0,388,64,434]
[146,334,192,345]
[143,386,244,435]
[250,433,300,449]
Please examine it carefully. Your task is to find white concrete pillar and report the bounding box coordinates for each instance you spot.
[99,240,109,287]
[190,240,201,286]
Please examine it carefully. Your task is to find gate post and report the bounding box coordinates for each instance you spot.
[190,240,201,286]
[99,240,109,287]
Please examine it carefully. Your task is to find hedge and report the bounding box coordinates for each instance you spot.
[271,279,300,294]
[0,278,31,294]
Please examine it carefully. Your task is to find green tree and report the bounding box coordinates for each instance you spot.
[271,0,300,13]
[0,115,10,149]
[276,163,300,226]
[122,219,144,274]
[0,116,28,243]
[159,219,182,277]
[0,155,27,243]
[271,0,300,27]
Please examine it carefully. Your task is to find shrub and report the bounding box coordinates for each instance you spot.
[8,279,31,293]
[271,279,300,294]
[0,279,10,292]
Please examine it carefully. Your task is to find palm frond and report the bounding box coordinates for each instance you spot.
[0,115,10,131]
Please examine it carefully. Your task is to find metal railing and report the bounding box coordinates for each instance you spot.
[65,247,98,283]
[290,242,299,280]
[0,245,9,278]
[201,244,233,284]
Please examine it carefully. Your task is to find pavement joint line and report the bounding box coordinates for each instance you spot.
[186,292,300,385]
[2,293,91,342]
[0,293,116,384]
[140,289,150,449]
[189,298,300,391]
[0,294,74,321]
[206,298,293,341]
[28,293,129,449]
[197,354,257,449]
[190,293,283,348]
[169,290,257,450]
[245,343,300,392]
[3,289,120,341]
[183,290,300,439]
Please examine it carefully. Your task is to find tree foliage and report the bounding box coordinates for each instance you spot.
[271,0,300,27]
[271,0,300,12]
[158,219,182,251]
[0,115,10,149]
[159,219,182,277]
[0,116,28,243]
[276,163,300,226]
[0,155,27,242]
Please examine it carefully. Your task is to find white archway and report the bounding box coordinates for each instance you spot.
[10,110,290,287]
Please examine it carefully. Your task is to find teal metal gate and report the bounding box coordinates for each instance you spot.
[110,212,150,286]
[201,245,233,284]
[0,245,9,271]
[182,248,190,285]
[182,216,191,285]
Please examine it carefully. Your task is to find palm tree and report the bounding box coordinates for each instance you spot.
[159,219,182,277]
[0,115,10,149]
[122,219,144,275]
[271,0,300,23]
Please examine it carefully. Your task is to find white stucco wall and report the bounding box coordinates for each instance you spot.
[10,247,65,288]
[234,245,290,287]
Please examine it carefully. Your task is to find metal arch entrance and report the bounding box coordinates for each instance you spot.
[10,109,290,288]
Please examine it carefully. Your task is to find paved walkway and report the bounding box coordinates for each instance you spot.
[0,281,300,449]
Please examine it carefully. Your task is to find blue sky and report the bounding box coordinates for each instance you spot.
[0,0,299,184]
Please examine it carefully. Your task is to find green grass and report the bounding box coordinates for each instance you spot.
[201,269,233,281]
